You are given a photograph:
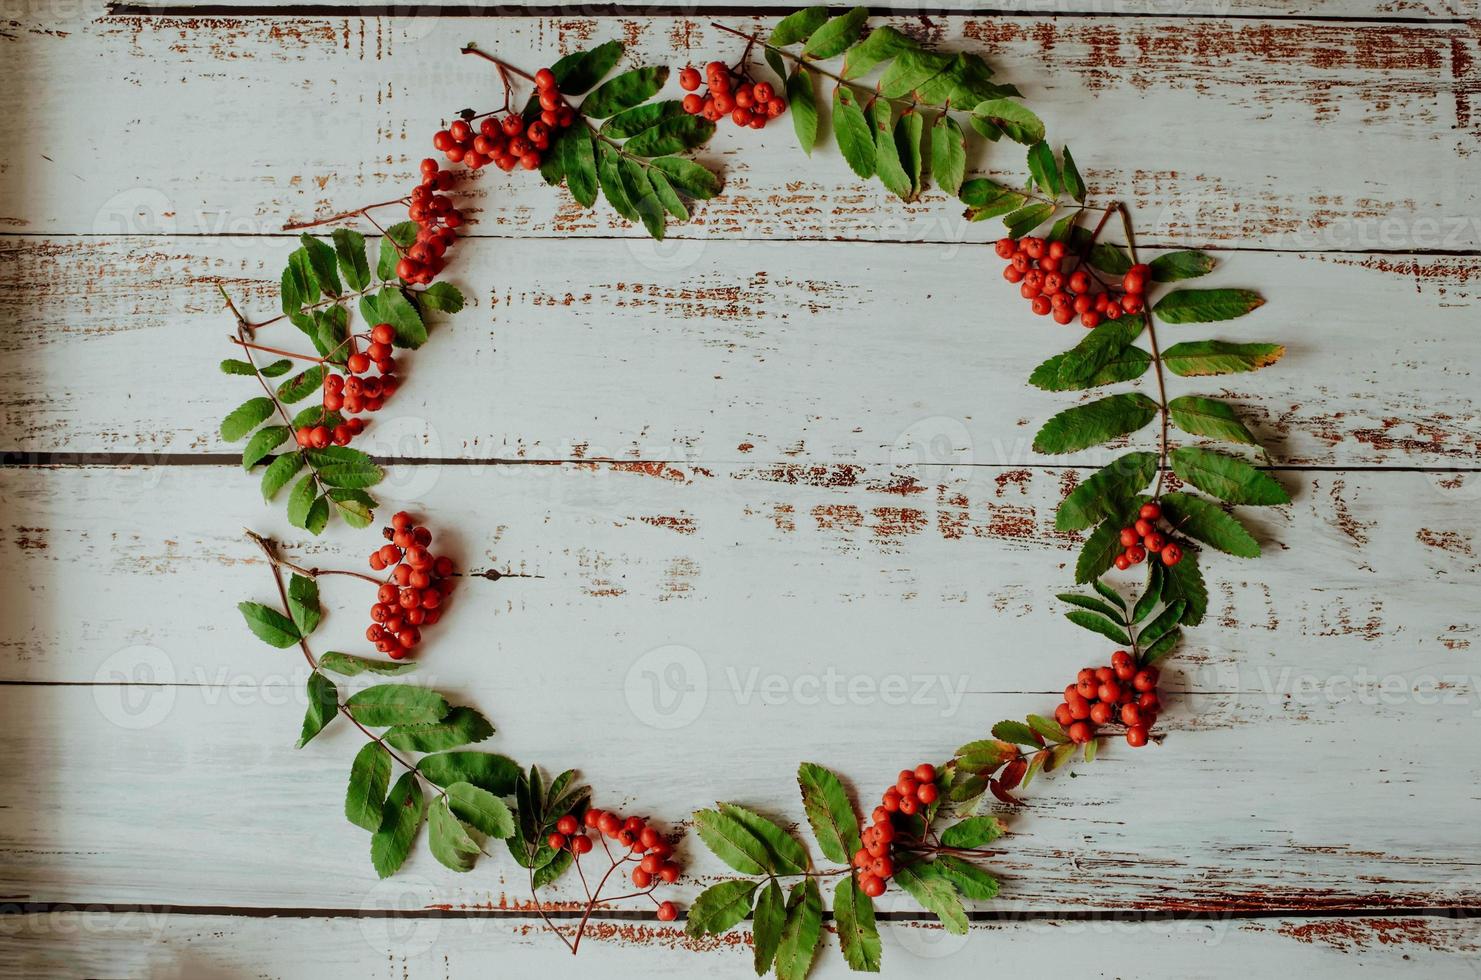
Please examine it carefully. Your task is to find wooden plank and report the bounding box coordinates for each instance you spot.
[3,910,1479,978]
[4,14,1477,247]
[2,463,1476,687]
[4,237,1478,466]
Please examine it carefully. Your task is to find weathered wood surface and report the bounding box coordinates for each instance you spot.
[3,12,1478,248]
[3,912,1479,979]
[3,236,1478,466]
[2,0,1479,973]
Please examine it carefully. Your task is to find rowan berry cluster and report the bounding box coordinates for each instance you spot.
[364,512,456,659]
[679,62,787,129]
[432,66,574,175]
[851,763,939,898]
[1054,652,1160,747]
[293,322,402,450]
[995,236,1151,328]
[400,159,461,285]
[1113,501,1183,570]
[550,807,682,921]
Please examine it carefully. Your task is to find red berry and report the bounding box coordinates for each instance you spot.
[897,794,918,816]
[1126,545,1146,564]
[994,237,1016,259]
[1055,703,1073,725]
[656,901,678,921]
[571,834,593,855]
[881,788,901,812]
[631,868,652,888]
[1119,526,1139,548]
[534,67,556,89]
[1121,703,1143,727]
[1133,668,1159,692]
[1114,553,1131,570]
[547,832,567,850]
[1098,681,1121,703]
[916,783,938,805]
[754,81,775,102]
[1126,726,1149,747]
[1161,543,1183,566]
[598,812,620,835]
[1090,701,1114,725]
[658,861,681,883]
[682,93,703,114]
[584,808,604,829]
[556,814,578,836]
[1080,311,1101,329]
[678,66,701,91]
[859,873,885,898]
[1140,502,1162,521]
[914,763,936,783]
[1123,264,1150,295]
[1068,721,1093,743]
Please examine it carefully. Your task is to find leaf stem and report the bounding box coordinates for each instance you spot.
[282,197,408,233]
[1113,202,1171,497]
[228,336,330,363]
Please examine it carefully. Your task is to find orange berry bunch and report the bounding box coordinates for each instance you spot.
[1113,500,1183,570]
[553,807,682,921]
[995,235,1151,328]
[852,763,939,898]
[295,322,402,450]
[1054,652,1160,748]
[431,67,574,174]
[679,61,786,129]
[401,159,461,285]
[364,512,456,660]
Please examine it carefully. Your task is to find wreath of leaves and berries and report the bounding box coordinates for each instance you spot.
[224,8,1289,976]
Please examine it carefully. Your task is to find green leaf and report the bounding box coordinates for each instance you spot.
[286,248,318,306]
[384,706,494,752]
[1094,577,1128,610]
[550,40,624,95]
[602,99,687,138]
[241,425,289,470]
[300,234,341,297]
[693,808,771,874]
[955,738,1017,771]
[376,286,428,349]
[415,281,464,315]
[973,98,1045,144]
[803,7,867,58]
[786,66,818,155]
[770,6,828,47]
[331,228,371,292]
[1140,599,1186,649]
[1161,547,1208,626]
[237,601,300,648]
[774,879,823,980]
[1058,592,1126,623]
[991,720,1037,745]
[284,573,321,636]
[647,169,688,221]
[1149,249,1215,282]
[648,156,721,199]
[1133,561,1164,623]
[1162,340,1286,377]
[940,815,1004,849]
[304,494,329,535]
[719,803,809,874]
[319,651,417,676]
[1153,288,1265,323]
[1002,201,1056,239]
[276,366,325,406]
[1027,713,1068,743]
[325,488,374,529]
[1066,609,1132,645]
[445,781,516,838]
[1061,145,1086,202]
[370,771,424,878]
[766,46,787,82]
[960,178,1027,221]
[931,115,966,196]
[308,446,384,490]
[1168,395,1259,446]
[1075,518,1125,584]
[843,24,917,78]
[533,848,574,888]
[221,357,269,376]
[894,110,924,200]
[296,671,337,748]
[1161,491,1261,558]
[622,157,667,241]
[1143,627,1182,665]
[1088,242,1133,276]
[597,142,638,221]
[279,262,302,316]
[623,114,716,157]
[871,100,911,201]
[345,741,393,832]
[344,684,449,727]
[260,451,304,501]
[880,48,951,99]
[1033,392,1159,455]
[286,473,317,529]
[221,397,275,442]
[428,797,481,873]
[894,862,968,934]
[832,86,875,178]
[582,66,668,118]
[834,876,882,972]
[377,221,418,282]
[1026,140,1060,196]
[796,762,861,865]
[936,855,1000,900]
[418,752,520,796]
[686,880,760,937]
[1055,451,1159,531]
[1029,344,1152,392]
[1053,313,1144,387]
[752,879,787,975]
[1170,446,1290,506]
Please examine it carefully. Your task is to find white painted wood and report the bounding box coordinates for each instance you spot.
[0,464,1477,912]
[4,911,1478,979]
[3,464,1475,688]
[6,11,1478,248]
[4,237,1478,466]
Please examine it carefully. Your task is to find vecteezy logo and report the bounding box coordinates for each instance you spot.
[92,645,177,730]
[624,644,708,729]
[358,874,442,957]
